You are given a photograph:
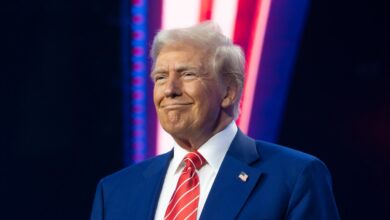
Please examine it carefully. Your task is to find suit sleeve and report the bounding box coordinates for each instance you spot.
[286,159,340,220]
[90,180,104,220]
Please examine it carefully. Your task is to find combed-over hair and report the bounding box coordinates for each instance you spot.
[150,21,245,119]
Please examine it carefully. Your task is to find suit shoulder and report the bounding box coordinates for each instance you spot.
[255,140,328,171]
[254,140,332,191]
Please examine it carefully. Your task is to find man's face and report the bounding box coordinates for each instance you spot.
[152,44,229,145]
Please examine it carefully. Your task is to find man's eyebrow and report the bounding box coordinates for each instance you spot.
[152,65,199,74]
[150,68,167,78]
[152,66,168,73]
[174,65,200,72]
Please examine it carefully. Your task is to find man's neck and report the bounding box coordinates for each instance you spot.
[173,118,234,151]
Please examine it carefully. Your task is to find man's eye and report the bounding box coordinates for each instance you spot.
[183,72,196,78]
[154,75,166,82]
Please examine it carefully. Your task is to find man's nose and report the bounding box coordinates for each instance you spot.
[164,76,182,97]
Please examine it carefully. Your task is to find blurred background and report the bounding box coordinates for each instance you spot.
[1,0,389,219]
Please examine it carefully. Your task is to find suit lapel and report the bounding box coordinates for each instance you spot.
[200,130,262,220]
[136,151,173,220]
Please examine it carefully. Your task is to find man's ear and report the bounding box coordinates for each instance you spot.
[221,83,238,109]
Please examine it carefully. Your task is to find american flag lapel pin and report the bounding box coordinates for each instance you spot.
[238,171,248,182]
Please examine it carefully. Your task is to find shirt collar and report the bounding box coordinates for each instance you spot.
[171,121,238,174]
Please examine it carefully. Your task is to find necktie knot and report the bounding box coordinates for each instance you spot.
[183,151,206,170]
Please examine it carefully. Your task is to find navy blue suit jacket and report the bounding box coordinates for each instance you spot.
[91,130,339,219]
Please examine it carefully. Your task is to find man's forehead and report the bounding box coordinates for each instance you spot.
[152,63,200,73]
[158,43,209,59]
[154,52,204,69]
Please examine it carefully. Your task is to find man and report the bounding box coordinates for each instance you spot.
[91,22,339,220]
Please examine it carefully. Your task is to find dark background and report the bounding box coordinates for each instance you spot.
[279,0,390,219]
[1,0,389,219]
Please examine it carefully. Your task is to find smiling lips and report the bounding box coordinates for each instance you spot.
[160,103,192,110]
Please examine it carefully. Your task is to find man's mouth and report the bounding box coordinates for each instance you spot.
[160,103,192,110]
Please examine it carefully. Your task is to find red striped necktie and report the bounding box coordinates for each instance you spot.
[164,151,206,220]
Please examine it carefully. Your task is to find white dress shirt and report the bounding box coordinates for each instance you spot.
[154,122,238,220]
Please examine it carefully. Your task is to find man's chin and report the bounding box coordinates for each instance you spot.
[162,125,185,135]
[161,124,191,138]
